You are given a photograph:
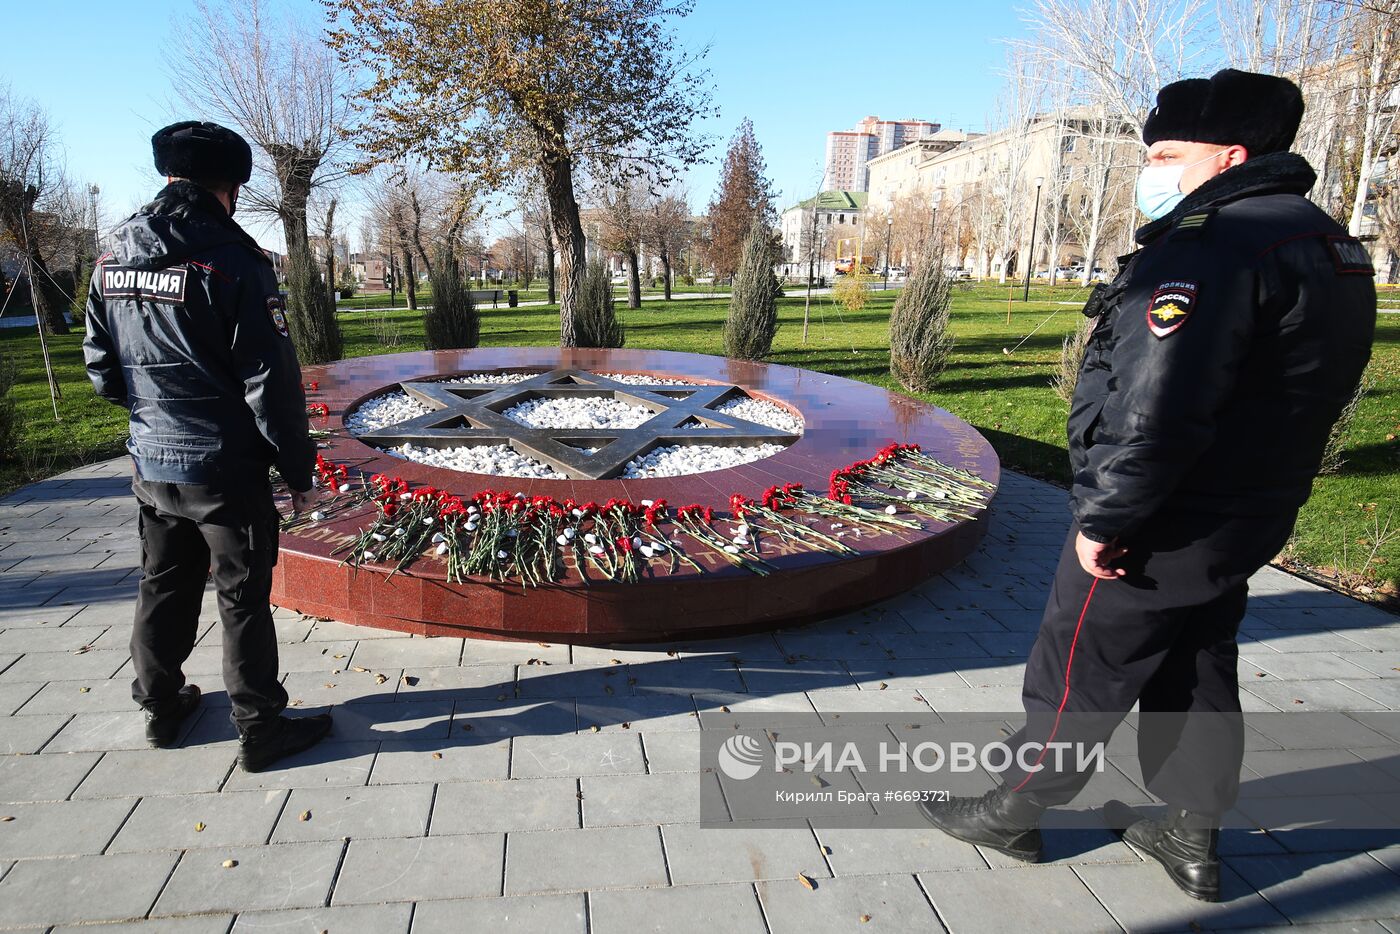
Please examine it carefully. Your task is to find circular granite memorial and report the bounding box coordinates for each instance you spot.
[271,347,1000,643]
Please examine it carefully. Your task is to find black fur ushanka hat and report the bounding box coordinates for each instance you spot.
[1143,69,1305,155]
[151,121,253,184]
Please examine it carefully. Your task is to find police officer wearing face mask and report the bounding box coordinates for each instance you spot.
[84,122,333,772]
[919,70,1376,900]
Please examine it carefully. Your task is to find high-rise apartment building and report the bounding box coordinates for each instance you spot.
[823,116,939,191]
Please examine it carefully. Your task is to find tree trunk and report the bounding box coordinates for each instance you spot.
[28,252,69,335]
[538,142,586,346]
[544,229,557,305]
[403,249,417,310]
[626,248,642,309]
[661,250,673,300]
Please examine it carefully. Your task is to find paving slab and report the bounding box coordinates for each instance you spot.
[271,783,435,842]
[511,732,646,779]
[592,882,767,934]
[154,841,344,915]
[221,741,379,791]
[0,712,69,753]
[110,790,288,852]
[504,825,668,894]
[1226,851,1400,924]
[431,777,579,834]
[410,893,586,933]
[920,864,1118,933]
[73,746,237,798]
[580,771,716,827]
[0,850,180,928]
[368,737,511,785]
[661,823,830,885]
[757,873,940,933]
[0,796,136,858]
[331,833,504,904]
[232,903,413,933]
[53,916,236,934]
[0,750,100,802]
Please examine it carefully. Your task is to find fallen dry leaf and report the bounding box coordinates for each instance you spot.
[299,811,311,822]
[821,845,832,855]
[194,822,206,832]
[431,752,443,759]
[589,725,600,733]
[402,676,419,686]
[878,682,888,691]
[860,914,872,923]
[222,859,238,868]
[78,687,90,693]
[374,674,388,684]
[0,816,14,822]
[352,666,369,673]
[797,872,816,890]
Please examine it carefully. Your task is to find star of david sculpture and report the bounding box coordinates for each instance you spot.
[354,368,802,480]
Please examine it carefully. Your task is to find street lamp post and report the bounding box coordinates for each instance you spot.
[1023,176,1044,302]
[884,217,893,290]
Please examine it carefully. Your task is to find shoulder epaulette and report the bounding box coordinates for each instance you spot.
[1169,208,1217,241]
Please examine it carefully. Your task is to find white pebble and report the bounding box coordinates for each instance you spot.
[431,532,446,543]
[310,511,327,521]
[724,545,741,554]
[885,505,898,515]
[589,545,605,555]
[563,528,576,540]
[371,532,387,542]
[435,543,449,556]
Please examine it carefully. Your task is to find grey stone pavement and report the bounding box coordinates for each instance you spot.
[0,458,1398,933]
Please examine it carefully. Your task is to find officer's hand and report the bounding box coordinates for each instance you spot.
[289,487,320,514]
[1076,532,1128,579]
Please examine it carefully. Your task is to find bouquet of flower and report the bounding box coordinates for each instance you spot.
[735,488,857,556]
[674,503,773,576]
[829,444,992,523]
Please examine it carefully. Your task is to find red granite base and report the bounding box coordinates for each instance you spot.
[272,348,1000,644]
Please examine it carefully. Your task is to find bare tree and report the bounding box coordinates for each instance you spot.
[988,53,1044,283]
[1017,0,1213,128]
[592,176,647,308]
[168,0,356,362]
[0,87,69,334]
[519,177,556,303]
[169,0,357,251]
[645,188,692,300]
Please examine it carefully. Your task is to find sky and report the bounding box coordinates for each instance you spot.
[3,0,1025,250]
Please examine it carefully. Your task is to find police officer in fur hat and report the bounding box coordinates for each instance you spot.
[84,121,333,772]
[918,70,1376,900]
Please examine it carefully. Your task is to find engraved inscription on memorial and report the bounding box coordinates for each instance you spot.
[353,368,802,480]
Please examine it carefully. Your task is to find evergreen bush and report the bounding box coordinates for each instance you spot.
[575,261,625,348]
[888,245,955,393]
[723,220,780,360]
[424,250,480,350]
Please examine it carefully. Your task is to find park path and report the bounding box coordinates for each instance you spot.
[0,458,1397,932]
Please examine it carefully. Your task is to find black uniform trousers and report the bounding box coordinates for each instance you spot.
[130,476,288,730]
[999,506,1297,817]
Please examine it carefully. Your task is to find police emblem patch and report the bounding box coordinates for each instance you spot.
[267,296,290,338]
[1146,281,1197,338]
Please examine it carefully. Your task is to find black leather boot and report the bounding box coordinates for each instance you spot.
[237,713,334,773]
[1104,799,1221,901]
[917,786,1045,862]
[144,684,201,748]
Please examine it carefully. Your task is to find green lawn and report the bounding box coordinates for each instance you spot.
[3,283,1396,594]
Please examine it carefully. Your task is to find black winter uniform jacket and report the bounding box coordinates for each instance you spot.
[1068,153,1376,544]
[83,182,316,492]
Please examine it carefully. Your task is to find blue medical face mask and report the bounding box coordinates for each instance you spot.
[1136,150,1229,220]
